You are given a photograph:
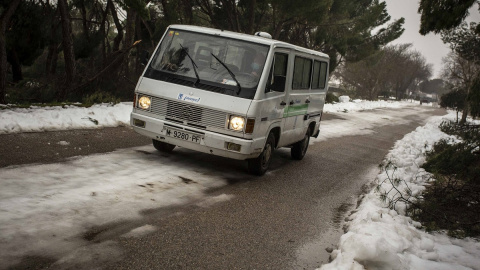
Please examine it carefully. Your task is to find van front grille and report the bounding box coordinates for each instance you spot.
[146,95,227,129]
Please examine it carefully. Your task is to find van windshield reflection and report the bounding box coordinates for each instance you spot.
[145,29,269,99]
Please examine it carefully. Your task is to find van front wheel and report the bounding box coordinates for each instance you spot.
[291,129,310,160]
[152,139,176,153]
[247,133,275,176]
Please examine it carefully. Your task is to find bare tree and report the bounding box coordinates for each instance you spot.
[442,52,480,124]
[386,45,432,99]
[340,44,432,100]
[58,0,76,99]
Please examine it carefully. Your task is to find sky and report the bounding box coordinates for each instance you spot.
[383,0,480,78]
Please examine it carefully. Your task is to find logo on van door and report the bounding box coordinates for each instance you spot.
[177,93,201,104]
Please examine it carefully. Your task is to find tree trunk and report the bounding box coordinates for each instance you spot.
[79,0,89,41]
[460,99,469,124]
[221,0,237,31]
[123,8,136,79]
[0,0,22,104]
[140,17,155,50]
[50,45,59,75]
[46,9,60,77]
[135,15,143,77]
[7,48,22,82]
[58,0,76,99]
[181,0,194,24]
[246,0,256,34]
[460,77,475,125]
[108,0,123,53]
[99,0,110,67]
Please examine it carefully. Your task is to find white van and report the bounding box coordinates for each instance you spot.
[131,25,329,175]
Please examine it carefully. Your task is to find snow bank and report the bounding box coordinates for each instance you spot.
[0,146,234,267]
[0,100,418,134]
[0,103,132,134]
[319,112,480,270]
[324,100,416,113]
[338,96,351,103]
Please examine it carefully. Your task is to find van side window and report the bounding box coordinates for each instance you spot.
[274,53,288,77]
[268,53,288,92]
[312,61,321,89]
[319,62,328,89]
[293,56,312,89]
[312,61,328,89]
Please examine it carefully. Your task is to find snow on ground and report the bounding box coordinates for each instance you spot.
[0,102,132,134]
[0,100,419,134]
[0,146,238,268]
[323,99,421,113]
[319,112,480,270]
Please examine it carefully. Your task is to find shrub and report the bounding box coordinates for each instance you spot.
[416,121,480,237]
[82,91,121,106]
[326,92,339,103]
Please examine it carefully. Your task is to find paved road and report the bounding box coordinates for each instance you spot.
[0,127,151,168]
[1,107,445,269]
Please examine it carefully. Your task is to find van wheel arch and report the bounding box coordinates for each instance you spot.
[269,127,281,148]
[308,121,316,137]
[291,127,311,160]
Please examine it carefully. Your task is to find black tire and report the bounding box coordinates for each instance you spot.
[247,132,276,176]
[152,139,176,153]
[291,128,310,160]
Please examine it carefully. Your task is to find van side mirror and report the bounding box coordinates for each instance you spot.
[141,50,150,66]
[270,75,286,92]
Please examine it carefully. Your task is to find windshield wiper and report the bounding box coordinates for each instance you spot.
[179,44,200,86]
[210,53,242,95]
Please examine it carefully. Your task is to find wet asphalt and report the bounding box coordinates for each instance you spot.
[0,107,446,269]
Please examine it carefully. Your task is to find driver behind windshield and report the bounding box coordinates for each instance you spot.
[251,52,266,77]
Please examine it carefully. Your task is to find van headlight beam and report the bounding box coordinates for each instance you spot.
[228,116,245,131]
[138,96,151,110]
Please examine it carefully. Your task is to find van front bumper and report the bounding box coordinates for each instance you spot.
[130,113,265,160]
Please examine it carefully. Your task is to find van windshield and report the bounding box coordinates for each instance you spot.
[144,29,269,99]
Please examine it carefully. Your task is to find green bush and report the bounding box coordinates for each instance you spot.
[326,92,339,104]
[82,91,121,106]
[415,121,480,237]
[5,79,57,104]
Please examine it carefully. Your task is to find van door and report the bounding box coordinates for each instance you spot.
[260,51,290,146]
[281,55,312,145]
[309,60,329,128]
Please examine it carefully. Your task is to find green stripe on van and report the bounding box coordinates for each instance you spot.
[283,104,309,118]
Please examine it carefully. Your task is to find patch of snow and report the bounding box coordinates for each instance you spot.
[324,100,418,113]
[121,225,157,238]
[0,102,132,134]
[50,240,122,269]
[0,146,231,268]
[338,96,350,103]
[196,194,234,208]
[57,141,70,146]
[312,106,433,144]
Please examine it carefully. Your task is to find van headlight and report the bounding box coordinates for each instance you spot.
[229,116,245,131]
[138,96,151,110]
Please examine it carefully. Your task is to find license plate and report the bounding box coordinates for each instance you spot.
[165,128,201,144]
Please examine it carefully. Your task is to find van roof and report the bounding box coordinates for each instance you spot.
[169,24,330,60]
